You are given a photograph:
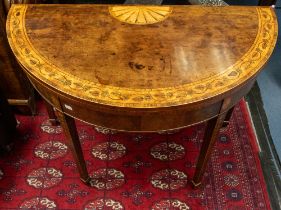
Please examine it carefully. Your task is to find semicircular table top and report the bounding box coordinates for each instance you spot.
[7,4,277,108]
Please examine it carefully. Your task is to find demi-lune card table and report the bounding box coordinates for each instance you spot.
[6,4,277,187]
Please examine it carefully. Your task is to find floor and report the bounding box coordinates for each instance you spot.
[0,101,271,209]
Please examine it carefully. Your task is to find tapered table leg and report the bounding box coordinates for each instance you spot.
[56,110,90,184]
[192,111,227,188]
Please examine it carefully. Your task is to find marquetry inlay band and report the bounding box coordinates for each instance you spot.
[108,6,173,25]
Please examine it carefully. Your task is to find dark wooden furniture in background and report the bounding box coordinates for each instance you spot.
[7,4,277,187]
[258,0,277,5]
[0,0,40,114]
[0,88,17,152]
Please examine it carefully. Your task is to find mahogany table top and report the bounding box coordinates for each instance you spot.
[7,4,277,108]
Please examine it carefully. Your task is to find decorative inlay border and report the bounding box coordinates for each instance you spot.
[7,5,278,108]
[108,6,172,25]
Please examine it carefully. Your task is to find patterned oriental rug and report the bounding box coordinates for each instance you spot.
[0,100,271,209]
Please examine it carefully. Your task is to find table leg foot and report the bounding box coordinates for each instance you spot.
[191,180,202,189]
[49,119,59,126]
[81,176,91,185]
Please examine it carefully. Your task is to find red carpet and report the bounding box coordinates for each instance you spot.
[0,100,271,209]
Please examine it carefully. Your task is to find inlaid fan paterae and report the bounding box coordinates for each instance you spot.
[109,6,173,25]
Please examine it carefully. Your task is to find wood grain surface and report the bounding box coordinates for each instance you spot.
[6,5,278,108]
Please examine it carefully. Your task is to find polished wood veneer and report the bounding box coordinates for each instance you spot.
[6,4,278,187]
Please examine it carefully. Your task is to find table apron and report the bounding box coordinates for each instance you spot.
[27,75,256,132]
